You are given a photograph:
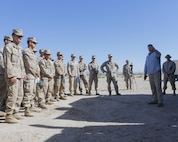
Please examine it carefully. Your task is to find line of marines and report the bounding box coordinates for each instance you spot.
[0,29,124,123]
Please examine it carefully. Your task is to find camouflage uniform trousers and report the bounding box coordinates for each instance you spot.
[36,83,46,105]
[79,75,88,93]
[0,75,7,111]
[22,79,36,108]
[107,75,119,94]
[124,74,132,89]
[5,78,24,115]
[54,77,65,98]
[69,76,78,95]
[42,78,54,102]
[88,74,98,92]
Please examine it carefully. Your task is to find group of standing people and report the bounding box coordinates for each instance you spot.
[0,29,70,123]
[0,29,176,123]
[0,29,126,124]
[144,44,176,107]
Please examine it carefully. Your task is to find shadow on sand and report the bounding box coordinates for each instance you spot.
[30,94,178,142]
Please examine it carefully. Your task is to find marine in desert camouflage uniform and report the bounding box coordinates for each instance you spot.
[3,29,26,123]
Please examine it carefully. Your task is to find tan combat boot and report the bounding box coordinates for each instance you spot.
[46,101,54,105]
[39,103,48,109]
[30,105,41,113]
[14,112,23,120]
[0,111,6,117]
[5,114,19,123]
[60,96,67,100]
[25,107,34,117]
[50,97,57,102]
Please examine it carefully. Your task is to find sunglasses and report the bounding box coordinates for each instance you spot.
[33,42,37,44]
[17,36,23,38]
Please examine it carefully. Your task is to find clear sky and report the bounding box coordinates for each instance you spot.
[0,0,178,73]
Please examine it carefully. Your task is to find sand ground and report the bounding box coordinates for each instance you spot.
[0,75,178,142]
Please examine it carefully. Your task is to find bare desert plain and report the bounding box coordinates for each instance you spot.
[0,75,178,142]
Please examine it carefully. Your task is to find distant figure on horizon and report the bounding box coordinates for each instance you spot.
[88,55,99,95]
[100,54,120,95]
[123,60,132,90]
[144,44,163,107]
[162,54,176,95]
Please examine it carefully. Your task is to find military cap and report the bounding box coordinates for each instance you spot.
[71,54,76,57]
[108,54,112,58]
[12,29,23,36]
[148,44,153,47]
[57,52,63,56]
[27,37,38,44]
[39,49,44,53]
[165,54,171,58]
[44,49,51,55]
[4,36,13,41]
[92,55,96,59]
[79,55,83,59]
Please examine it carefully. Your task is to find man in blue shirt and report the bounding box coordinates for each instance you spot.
[144,44,163,107]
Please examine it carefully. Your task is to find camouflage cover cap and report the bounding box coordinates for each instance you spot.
[12,29,23,36]
[57,52,63,56]
[4,36,13,41]
[44,49,51,55]
[27,37,38,44]
[39,49,44,53]
[71,54,76,57]
[92,55,96,59]
[108,54,112,58]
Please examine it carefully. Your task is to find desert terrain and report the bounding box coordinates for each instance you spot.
[0,75,178,142]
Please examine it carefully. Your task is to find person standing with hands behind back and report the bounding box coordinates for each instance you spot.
[144,44,163,107]
[162,54,176,95]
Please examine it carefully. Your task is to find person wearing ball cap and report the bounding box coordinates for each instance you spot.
[54,52,67,100]
[88,55,100,95]
[39,49,55,105]
[22,37,41,117]
[0,35,14,117]
[4,29,26,123]
[67,54,80,96]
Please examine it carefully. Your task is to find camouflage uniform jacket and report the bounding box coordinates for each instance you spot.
[23,48,39,79]
[78,61,87,76]
[39,58,55,79]
[101,60,119,77]
[3,43,26,79]
[0,47,5,75]
[54,59,66,78]
[67,60,79,77]
[88,61,99,75]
